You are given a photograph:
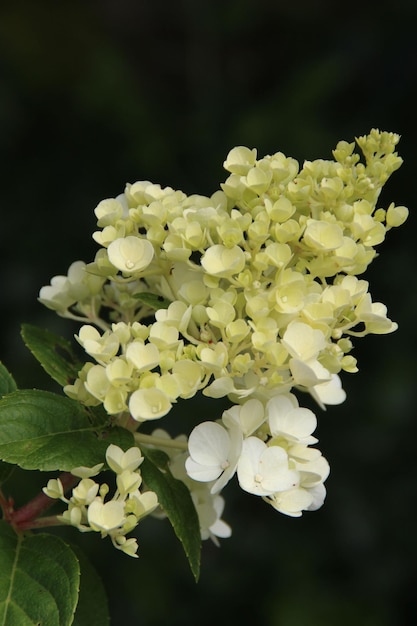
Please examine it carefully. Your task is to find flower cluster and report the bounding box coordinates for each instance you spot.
[186,394,329,517]
[39,130,407,530]
[43,444,158,557]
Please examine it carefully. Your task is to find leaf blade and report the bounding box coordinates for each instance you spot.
[0,521,80,626]
[21,324,82,387]
[71,545,110,626]
[0,365,18,485]
[141,448,201,581]
[133,292,170,310]
[0,389,133,471]
[0,363,17,398]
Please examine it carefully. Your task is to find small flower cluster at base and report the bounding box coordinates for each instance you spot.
[43,444,158,557]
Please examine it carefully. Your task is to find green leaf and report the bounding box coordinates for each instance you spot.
[71,545,110,626]
[21,324,83,387]
[141,447,201,581]
[133,292,170,310]
[0,521,80,626]
[0,389,133,471]
[0,461,14,487]
[0,362,17,397]
[0,365,18,485]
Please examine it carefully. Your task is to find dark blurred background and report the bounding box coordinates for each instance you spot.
[1,1,416,624]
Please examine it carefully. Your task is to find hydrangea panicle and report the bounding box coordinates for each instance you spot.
[39,130,407,547]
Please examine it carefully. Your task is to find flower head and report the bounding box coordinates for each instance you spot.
[39,130,406,524]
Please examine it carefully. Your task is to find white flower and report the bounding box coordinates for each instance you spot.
[289,357,331,389]
[201,244,246,277]
[107,236,154,273]
[168,448,232,544]
[237,437,299,496]
[94,197,125,226]
[116,470,142,496]
[126,341,160,372]
[223,146,257,175]
[208,494,232,541]
[185,421,243,494]
[112,535,139,557]
[106,444,143,474]
[128,490,159,520]
[129,387,172,421]
[203,376,256,399]
[149,322,180,349]
[355,294,398,334]
[267,487,316,517]
[43,478,65,500]
[267,394,318,445]
[76,325,119,363]
[267,483,326,517]
[303,219,344,251]
[87,499,126,532]
[222,399,266,437]
[172,360,203,399]
[70,463,104,479]
[310,373,346,409]
[305,482,327,510]
[282,321,327,361]
[386,203,408,227]
[72,479,100,505]
[38,275,74,312]
[193,490,232,544]
[38,261,104,313]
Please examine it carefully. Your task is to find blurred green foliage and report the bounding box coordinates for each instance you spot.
[1,1,416,624]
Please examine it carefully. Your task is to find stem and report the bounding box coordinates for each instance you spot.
[117,412,140,432]
[134,432,188,451]
[15,515,67,531]
[63,308,110,332]
[11,472,78,528]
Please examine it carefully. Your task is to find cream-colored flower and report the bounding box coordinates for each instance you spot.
[201,245,246,277]
[186,421,243,494]
[237,438,299,496]
[87,499,126,532]
[129,387,172,421]
[106,444,143,474]
[107,236,154,273]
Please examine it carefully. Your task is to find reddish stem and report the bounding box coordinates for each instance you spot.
[9,472,79,529]
[15,515,68,531]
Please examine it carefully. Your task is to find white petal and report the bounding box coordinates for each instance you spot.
[259,446,299,492]
[269,404,317,443]
[237,438,299,496]
[306,483,327,510]
[188,422,230,466]
[126,342,160,372]
[282,321,326,361]
[185,457,223,482]
[222,399,265,436]
[88,499,125,531]
[290,357,331,388]
[310,373,346,409]
[270,487,314,517]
